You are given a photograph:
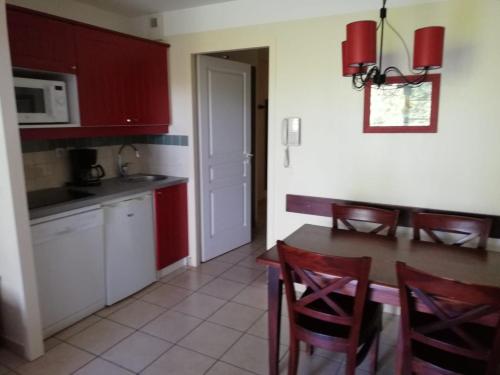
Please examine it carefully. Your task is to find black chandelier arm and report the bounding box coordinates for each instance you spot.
[352,65,380,89]
[383,65,429,85]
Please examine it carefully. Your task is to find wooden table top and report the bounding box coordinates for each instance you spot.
[257,225,500,289]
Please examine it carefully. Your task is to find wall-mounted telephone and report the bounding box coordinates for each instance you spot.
[282,117,301,146]
[282,117,301,168]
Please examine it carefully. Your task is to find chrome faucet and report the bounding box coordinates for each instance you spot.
[118,144,140,177]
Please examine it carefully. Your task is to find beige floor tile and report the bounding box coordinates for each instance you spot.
[232,285,268,310]
[208,302,264,331]
[206,361,254,374]
[141,310,203,343]
[107,300,165,329]
[279,352,342,375]
[222,334,286,375]
[195,260,233,276]
[178,322,242,359]
[171,292,226,319]
[167,270,214,291]
[131,282,163,299]
[159,267,188,283]
[95,298,135,318]
[142,346,215,375]
[16,343,93,375]
[67,319,134,355]
[215,249,250,264]
[247,313,290,345]
[140,284,192,308]
[102,331,172,373]
[220,266,265,284]
[73,358,133,375]
[0,348,27,369]
[54,315,102,340]
[237,255,267,271]
[250,272,268,288]
[44,337,62,352]
[198,278,247,300]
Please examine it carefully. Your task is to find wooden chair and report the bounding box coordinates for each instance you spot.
[332,203,400,237]
[412,212,492,249]
[396,262,500,375]
[277,240,382,375]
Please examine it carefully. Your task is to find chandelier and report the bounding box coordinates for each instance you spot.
[342,0,445,89]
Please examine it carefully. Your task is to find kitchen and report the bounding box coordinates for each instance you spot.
[1,0,500,374]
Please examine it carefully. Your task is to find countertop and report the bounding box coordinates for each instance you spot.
[28,175,188,220]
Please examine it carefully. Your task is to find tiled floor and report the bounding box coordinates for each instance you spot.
[0,233,399,374]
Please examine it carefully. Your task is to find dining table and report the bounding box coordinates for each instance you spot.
[256,224,500,375]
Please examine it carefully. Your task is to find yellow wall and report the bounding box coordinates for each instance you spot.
[161,0,500,253]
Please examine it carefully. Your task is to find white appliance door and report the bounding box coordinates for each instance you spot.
[197,55,252,262]
[31,208,105,337]
[104,194,156,305]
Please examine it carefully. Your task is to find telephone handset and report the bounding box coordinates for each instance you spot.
[282,117,301,168]
[282,117,301,146]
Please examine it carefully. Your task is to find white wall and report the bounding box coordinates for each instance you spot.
[7,0,135,34]
[0,0,43,360]
[150,0,500,259]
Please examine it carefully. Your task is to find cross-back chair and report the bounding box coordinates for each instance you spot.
[396,262,500,375]
[332,203,400,237]
[277,240,382,375]
[412,212,492,249]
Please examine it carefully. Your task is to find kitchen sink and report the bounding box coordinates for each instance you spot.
[122,174,168,183]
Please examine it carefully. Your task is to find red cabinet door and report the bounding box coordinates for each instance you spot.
[133,42,170,126]
[7,7,77,73]
[75,26,128,126]
[155,184,189,270]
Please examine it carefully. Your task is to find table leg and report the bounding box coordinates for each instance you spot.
[268,267,283,375]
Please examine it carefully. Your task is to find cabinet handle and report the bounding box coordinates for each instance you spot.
[71,65,77,70]
[126,118,132,124]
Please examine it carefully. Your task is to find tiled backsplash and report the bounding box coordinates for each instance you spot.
[22,135,188,192]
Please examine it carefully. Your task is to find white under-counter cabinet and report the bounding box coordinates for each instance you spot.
[103,192,157,305]
[31,205,105,338]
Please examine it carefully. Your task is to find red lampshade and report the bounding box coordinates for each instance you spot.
[413,26,445,70]
[342,41,367,77]
[346,20,377,67]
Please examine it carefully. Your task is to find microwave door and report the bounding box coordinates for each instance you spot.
[15,86,49,124]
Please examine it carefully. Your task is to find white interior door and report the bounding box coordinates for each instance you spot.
[197,55,252,262]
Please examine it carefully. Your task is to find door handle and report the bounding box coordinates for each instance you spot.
[244,153,254,158]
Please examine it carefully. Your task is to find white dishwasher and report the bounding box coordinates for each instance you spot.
[31,206,105,338]
[103,193,157,305]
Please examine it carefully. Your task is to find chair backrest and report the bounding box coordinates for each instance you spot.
[332,204,400,237]
[277,240,372,349]
[396,262,500,375]
[412,212,492,249]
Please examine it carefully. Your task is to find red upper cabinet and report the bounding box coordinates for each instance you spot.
[7,6,77,73]
[75,26,128,126]
[155,184,189,270]
[76,27,170,127]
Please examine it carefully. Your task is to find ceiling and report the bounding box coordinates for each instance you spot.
[77,0,237,16]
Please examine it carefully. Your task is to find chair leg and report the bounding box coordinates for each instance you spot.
[369,331,380,374]
[288,340,299,375]
[345,349,357,375]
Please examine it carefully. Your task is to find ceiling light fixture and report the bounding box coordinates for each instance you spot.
[342,0,445,89]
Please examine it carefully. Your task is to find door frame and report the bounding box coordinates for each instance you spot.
[193,47,271,264]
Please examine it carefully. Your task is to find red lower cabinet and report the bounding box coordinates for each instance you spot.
[155,183,189,270]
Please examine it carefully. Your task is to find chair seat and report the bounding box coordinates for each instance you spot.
[410,311,495,374]
[296,289,382,345]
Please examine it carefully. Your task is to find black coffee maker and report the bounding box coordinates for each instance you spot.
[69,149,106,186]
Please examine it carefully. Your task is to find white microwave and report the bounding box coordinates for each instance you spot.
[14,77,69,124]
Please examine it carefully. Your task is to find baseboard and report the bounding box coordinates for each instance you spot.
[157,258,188,278]
[1,335,25,358]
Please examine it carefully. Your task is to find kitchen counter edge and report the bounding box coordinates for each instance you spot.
[29,176,188,220]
